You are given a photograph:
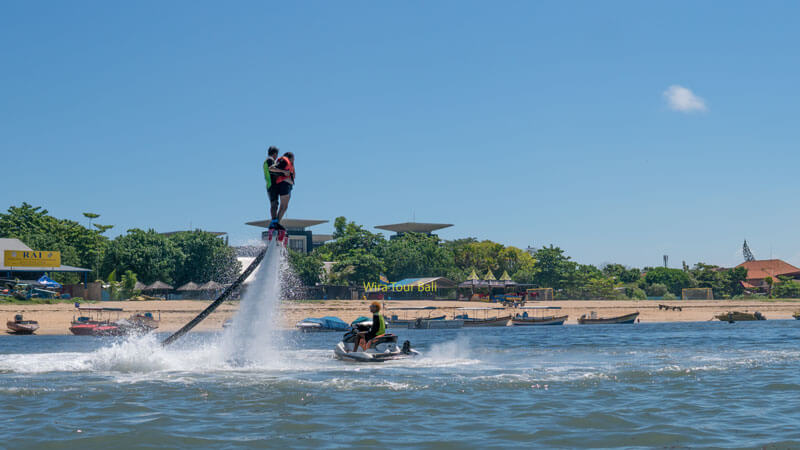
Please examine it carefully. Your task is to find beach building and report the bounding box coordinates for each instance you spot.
[374,222,453,239]
[0,238,91,285]
[736,259,800,291]
[245,218,330,253]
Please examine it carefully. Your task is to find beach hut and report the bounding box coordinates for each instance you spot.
[143,281,174,299]
[133,281,147,291]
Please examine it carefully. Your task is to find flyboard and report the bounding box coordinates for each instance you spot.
[161,229,287,346]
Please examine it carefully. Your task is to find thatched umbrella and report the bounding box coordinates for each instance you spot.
[144,281,173,291]
[198,280,223,300]
[143,281,174,299]
[134,281,147,291]
[199,281,222,291]
[176,281,200,292]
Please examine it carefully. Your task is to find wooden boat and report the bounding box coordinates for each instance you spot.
[455,307,511,327]
[512,307,568,326]
[6,314,40,334]
[578,311,639,325]
[793,312,800,320]
[117,312,160,333]
[385,307,446,328]
[408,317,464,329]
[69,307,125,336]
[715,311,766,323]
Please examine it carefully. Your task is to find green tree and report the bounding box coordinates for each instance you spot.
[530,245,578,289]
[101,229,184,284]
[328,249,384,286]
[120,270,139,299]
[288,250,324,286]
[645,283,669,297]
[0,203,110,282]
[773,280,800,298]
[381,233,454,280]
[168,231,240,285]
[644,267,692,296]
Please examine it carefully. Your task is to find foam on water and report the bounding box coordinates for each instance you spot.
[219,239,286,366]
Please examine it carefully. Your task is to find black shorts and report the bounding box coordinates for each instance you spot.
[276,181,293,196]
[365,332,377,342]
[267,185,279,203]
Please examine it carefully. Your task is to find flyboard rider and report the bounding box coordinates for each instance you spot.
[263,148,295,230]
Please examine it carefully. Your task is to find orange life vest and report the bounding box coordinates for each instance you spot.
[275,156,295,184]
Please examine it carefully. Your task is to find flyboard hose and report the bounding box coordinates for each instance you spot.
[161,240,273,347]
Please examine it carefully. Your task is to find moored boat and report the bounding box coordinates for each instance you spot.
[793,312,799,320]
[408,317,464,329]
[455,307,511,327]
[6,314,40,334]
[578,311,639,325]
[512,307,568,326]
[69,307,125,336]
[295,316,350,332]
[715,311,766,323]
[384,307,444,328]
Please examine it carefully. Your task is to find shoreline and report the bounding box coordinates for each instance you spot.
[2,299,799,335]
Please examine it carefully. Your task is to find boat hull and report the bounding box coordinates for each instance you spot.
[7,321,39,334]
[578,312,639,325]
[511,315,568,326]
[408,319,464,329]
[715,311,766,322]
[69,323,124,336]
[462,316,511,327]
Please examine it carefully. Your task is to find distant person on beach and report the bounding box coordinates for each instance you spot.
[351,302,385,352]
[269,151,295,230]
[263,146,280,223]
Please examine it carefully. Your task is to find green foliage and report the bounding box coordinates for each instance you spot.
[120,270,139,299]
[0,203,110,282]
[627,287,647,300]
[101,229,183,284]
[645,283,669,297]
[662,292,678,300]
[529,245,577,290]
[644,267,692,296]
[382,233,455,280]
[329,249,384,286]
[288,250,324,286]
[168,231,241,285]
[772,280,800,299]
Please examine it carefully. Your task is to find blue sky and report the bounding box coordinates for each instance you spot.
[2,1,798,268]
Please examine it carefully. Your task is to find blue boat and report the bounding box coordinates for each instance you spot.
[295,316,350,332]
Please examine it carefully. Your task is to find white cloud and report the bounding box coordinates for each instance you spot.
[663,85,707,113]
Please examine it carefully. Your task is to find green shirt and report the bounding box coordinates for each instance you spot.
[263,157,275,189]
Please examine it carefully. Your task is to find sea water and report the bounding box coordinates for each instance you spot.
[2,322,800,447]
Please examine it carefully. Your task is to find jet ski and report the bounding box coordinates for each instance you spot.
[333,322,419,363]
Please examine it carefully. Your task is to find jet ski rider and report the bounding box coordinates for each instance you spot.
[351,301,385,352]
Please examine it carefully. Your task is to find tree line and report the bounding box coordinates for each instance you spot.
[0,203,240,286]
[290,217,754,299]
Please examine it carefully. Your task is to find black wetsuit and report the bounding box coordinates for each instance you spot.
[365,314,381,341]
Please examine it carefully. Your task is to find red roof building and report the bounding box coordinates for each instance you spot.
[736,259,800,289]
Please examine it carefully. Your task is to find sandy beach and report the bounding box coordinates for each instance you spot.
[3,299,800,335]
